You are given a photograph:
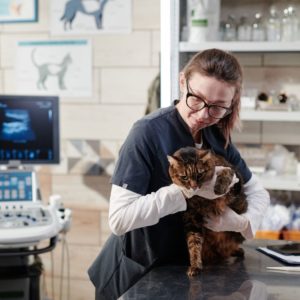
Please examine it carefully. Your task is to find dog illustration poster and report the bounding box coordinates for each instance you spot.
[51,0,131,35]
[16,39,92,98]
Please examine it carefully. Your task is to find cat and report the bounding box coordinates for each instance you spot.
[31,49,72,90]
[60,0,109,30]
[168,146,248,277]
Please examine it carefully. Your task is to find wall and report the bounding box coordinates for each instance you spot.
[0,1,160,299]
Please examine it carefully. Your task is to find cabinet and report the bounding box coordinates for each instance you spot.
[160,0,300,239]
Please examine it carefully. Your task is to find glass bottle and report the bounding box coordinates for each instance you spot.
[288,5,299,41]
[251,13,265,41]
[237,16,252,41]
[266,6,281,41]
[223,15,237,41]
[281,7,293,41]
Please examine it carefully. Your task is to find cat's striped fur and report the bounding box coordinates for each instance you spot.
[168,147,247,277]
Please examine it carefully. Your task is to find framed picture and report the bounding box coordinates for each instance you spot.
[16,39,92,98]
[0,0,38,23]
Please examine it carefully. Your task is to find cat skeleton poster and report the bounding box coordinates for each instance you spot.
[16,39,92,98]
[50,0,131,35]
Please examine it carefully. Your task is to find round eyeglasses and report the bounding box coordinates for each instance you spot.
[186,80,232,119]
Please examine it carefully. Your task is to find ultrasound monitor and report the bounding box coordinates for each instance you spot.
[0,95,59,165]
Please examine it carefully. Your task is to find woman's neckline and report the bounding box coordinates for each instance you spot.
[192,130,202,143]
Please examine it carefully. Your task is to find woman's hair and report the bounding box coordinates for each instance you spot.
[182,48,243,148]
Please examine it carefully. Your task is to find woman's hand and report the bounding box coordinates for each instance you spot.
[204,206,249,232]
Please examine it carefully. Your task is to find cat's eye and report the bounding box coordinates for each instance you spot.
[180,175,188,181]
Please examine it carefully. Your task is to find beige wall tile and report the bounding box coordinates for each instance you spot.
[236,53,262,66]
[232,121,261,144]
[264,53,300,67]
[51,174,110,209]
[0,70,3,92]
[262,122,300,145]
[133,0,160,30]
[37,170,52,202]
[93,31,152,67]
[67,208,101,245]
[152,30,160,66]
[60,103,145,140]
[242,67,265,91]
[101,67,158,104]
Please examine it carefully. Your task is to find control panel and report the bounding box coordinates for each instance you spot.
[0,170,71,247]
[0,207,52,229]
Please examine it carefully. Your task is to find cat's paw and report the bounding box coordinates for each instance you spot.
[214,169,235,194]
[187,266,202,277]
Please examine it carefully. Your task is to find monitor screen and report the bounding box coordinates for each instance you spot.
[0,95,59,165]
[0,171,36,202]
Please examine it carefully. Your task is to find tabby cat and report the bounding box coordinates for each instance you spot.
[168,146,247,277]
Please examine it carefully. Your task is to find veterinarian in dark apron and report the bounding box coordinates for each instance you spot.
[88,49,269,300]
[88,107,252,299]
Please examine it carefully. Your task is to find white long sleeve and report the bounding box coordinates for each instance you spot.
[241,174,270,239]
[108,184,187,236]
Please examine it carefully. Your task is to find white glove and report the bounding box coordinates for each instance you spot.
[180,166,239,200]
[204,206,249,232]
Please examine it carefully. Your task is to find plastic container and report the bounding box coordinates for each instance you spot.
[255,230,279,240]
[188,0,209,42]
[283,230,300,241]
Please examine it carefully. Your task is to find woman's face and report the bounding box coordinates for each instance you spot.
[176,72,235,134]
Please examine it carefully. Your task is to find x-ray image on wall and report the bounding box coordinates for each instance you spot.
[0,109,35,142]
[50,0,131,35]
[16,39,92,98]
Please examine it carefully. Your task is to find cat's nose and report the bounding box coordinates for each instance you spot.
[190,181,198,189]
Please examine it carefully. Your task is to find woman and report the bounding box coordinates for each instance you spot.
[88,49,270,300]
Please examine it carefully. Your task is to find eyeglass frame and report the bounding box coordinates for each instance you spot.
[185,79,233,119]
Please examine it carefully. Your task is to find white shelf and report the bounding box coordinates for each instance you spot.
[255,174,300,191]
[180,41,300,52]
[240,110,300,122]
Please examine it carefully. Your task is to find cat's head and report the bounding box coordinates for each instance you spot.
[167,147,215,189]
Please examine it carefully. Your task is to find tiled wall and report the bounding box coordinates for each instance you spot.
[0,1,160,299]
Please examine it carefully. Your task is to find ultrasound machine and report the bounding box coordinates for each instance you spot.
[0,95,70,300]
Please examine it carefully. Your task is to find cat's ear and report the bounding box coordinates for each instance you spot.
[197,149,212,161]
[167,155,179,166]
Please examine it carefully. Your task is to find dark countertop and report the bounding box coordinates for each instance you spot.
[119,240,300,300]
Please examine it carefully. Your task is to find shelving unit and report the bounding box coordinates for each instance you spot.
[256,174,300,192]
[240,110,300,122]
[180,41,300,52]
[161,0,300,239]
[161,0,300,108]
